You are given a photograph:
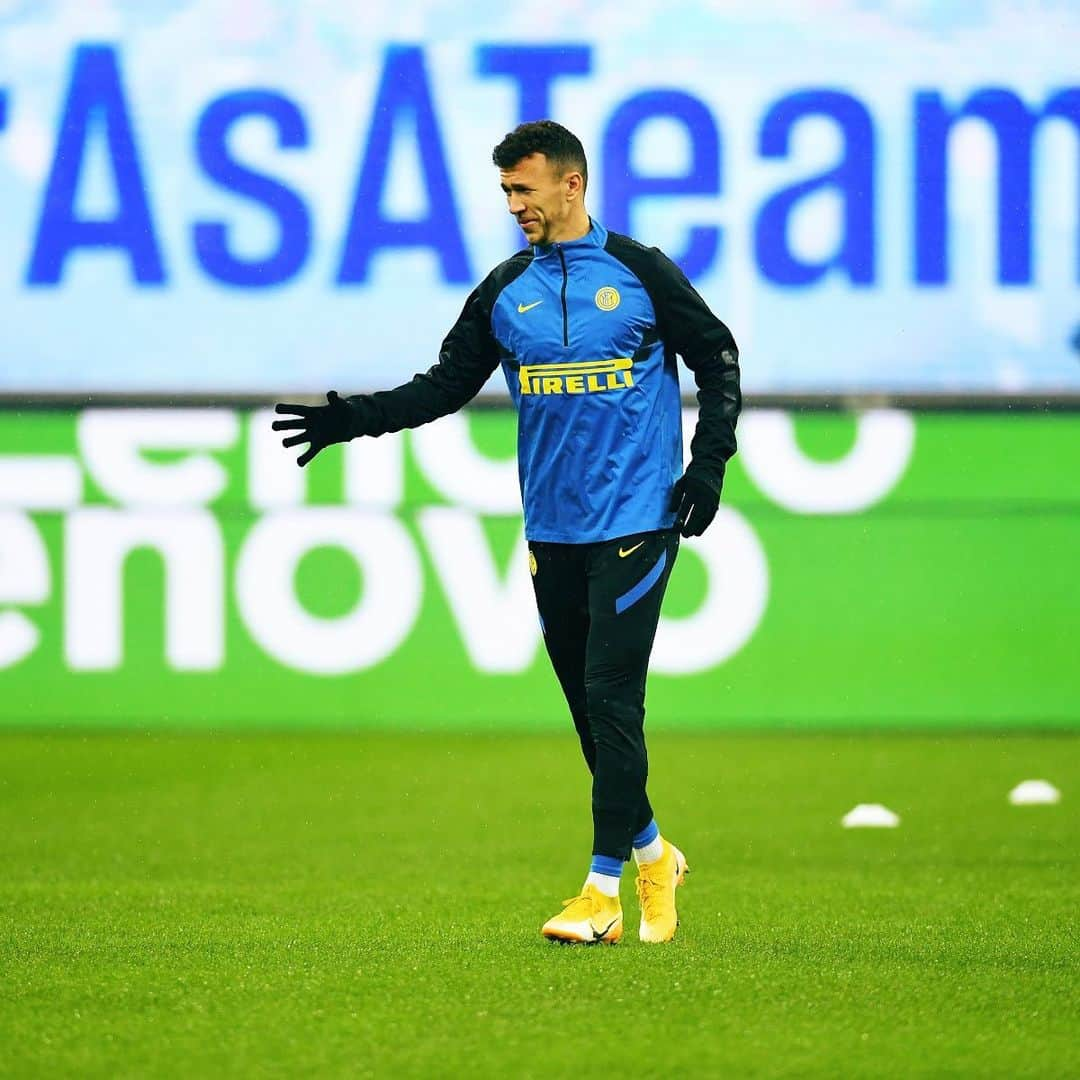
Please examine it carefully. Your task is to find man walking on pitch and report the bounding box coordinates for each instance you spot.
[274,121,740,945]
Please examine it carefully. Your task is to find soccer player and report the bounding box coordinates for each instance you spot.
[274,121,740,945]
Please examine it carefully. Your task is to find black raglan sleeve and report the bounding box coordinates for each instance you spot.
[344,253,531,436]
[605,234,741,492]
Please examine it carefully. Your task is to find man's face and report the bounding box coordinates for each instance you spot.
[499,153,580,246]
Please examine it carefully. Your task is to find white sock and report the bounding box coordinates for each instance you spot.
[633,835,665,865]
[585,871,620,897]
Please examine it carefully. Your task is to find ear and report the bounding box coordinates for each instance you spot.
[564,170,584,201]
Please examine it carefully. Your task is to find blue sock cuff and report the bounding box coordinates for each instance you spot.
[632,819,660,848]
[589,854,624,878]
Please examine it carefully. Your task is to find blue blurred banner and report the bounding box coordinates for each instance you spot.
[1,1,1079,395]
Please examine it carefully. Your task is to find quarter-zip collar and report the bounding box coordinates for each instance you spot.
[532,217,607,258]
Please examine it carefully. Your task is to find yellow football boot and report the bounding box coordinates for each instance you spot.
[541,884,623,944]
[635,839,689,943]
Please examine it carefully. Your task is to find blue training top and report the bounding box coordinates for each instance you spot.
[357,218,741,544]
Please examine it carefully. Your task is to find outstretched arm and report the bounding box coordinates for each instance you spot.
[274,285,501,467]
[360,285,503,435]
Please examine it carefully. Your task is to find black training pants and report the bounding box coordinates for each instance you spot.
[529,528,680,861]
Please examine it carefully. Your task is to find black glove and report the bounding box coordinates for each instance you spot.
[272,391,358,467]
[668,471,721,537]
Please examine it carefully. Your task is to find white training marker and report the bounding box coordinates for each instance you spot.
[1008,780,1061,806]
[842,803,900,828]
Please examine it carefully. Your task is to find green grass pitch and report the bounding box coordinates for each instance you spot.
[1,731,1077,1077]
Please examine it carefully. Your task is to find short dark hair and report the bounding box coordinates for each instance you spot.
[492,120,588,191]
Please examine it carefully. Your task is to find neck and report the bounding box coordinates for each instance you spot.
[546,210,591,244]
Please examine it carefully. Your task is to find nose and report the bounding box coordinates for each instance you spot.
[508,194,525,216]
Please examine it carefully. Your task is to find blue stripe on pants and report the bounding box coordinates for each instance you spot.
[614,549,668,615]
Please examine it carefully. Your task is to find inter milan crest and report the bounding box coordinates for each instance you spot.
[594,287,620,311]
